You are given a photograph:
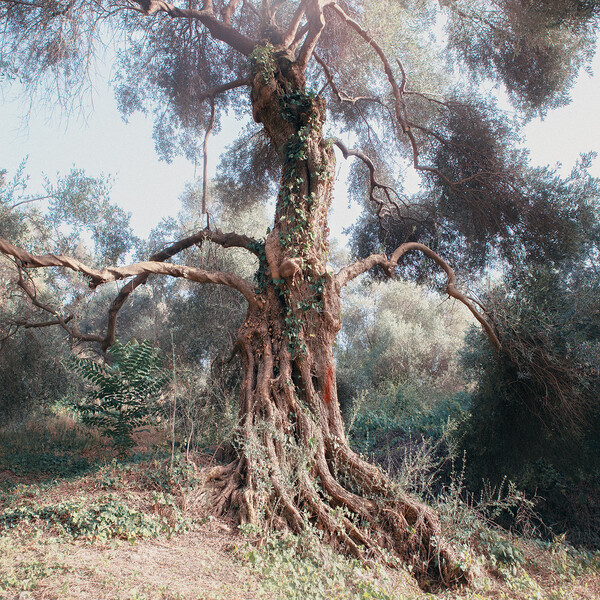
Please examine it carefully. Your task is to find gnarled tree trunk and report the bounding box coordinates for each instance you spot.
[205,49,468,589]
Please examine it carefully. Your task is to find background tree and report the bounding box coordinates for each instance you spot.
[1,0,598,586]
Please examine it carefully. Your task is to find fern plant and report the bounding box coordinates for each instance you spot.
[72,340,170,456]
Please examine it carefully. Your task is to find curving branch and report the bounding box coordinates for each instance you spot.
[2,228,260,350]
[314,53,381,104]
[329,3,506,194]
[196,77,251,102]
[129,0,256,55]
[335,242,501,350]
[0,235,258,308]
[102,228,261,349]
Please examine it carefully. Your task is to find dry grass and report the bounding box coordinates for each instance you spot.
[0,415,599,600]
[12,528,255,600]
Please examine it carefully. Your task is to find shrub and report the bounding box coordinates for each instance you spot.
[458,266,600,545]
[72,340,170,456]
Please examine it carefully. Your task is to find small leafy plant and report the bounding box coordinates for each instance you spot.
[72,340,170,456]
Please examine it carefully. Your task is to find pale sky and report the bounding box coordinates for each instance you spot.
[1,51,599,241]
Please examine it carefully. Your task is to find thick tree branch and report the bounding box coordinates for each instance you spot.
[196,77,251,102]
[296,0,326,69]
[102,228,261,349]
[130,0,256,55]
[0,236,258,305]
[335,243,501,350]
[2,228,260,350]
[222,0,241,24]
[281,1,307,48]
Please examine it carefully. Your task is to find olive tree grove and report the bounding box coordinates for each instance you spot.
[0,0,598,586]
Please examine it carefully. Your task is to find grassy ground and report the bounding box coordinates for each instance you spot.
[0,416,599,600]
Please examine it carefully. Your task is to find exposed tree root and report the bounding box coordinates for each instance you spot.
[201,435,469,590]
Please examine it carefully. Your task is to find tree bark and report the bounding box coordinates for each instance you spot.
[204,47,469,589]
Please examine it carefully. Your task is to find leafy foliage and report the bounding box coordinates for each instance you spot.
[72,340,170,456]
[337,278,472,422]
[243,527,396,600]
[0,495,166,540]
[444,0,599,115]
[458,262,600,544]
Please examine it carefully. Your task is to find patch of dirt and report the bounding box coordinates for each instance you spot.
[30,524,258,600]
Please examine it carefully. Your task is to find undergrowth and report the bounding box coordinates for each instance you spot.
[238,525,403,600]
[0,414,599,599]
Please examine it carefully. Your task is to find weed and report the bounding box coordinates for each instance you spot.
[72,339,170,457]
[0,493,189,541]
[242,527,402,600]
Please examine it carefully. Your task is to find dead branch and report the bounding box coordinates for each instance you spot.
[335,242,501,350]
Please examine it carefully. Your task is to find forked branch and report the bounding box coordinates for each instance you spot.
[331,138,411,221]
[15,267,104,344]
[336,242,501,350]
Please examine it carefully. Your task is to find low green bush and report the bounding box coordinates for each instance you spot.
[0,494,189,541]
